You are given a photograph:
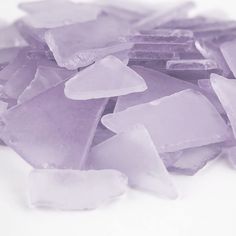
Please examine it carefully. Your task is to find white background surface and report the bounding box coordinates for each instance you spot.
[1,0,236,236]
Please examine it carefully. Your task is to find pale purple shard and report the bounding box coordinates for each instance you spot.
[102,89,229,153]
[114,66,200,112]
[18,65,76,104]
[29,169,127,210]
[0,81,107,169]
[128,51,178,60]
[45,16,131,69]
[224,146,236,169]
[220,40,236,77]
[64,56,147,100]
[165,144,222,175]
[90,124,177,199]
[210,73,236,138]
[0,47,21,67]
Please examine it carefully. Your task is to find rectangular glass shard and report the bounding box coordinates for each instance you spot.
[29,169,127,210]
[128,29,194,43]
[90,124,177,199]
[103,89,230,153]
[128,51,179,60]
[0,81,108,169]
[45,16,132,69]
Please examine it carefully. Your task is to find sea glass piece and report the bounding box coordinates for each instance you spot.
[0,25,27,49]
[18,65,76,104]
[166,59,218,70]
[45,16,131,69]
[103,89,229,153]
[210,73,236,137]
[21,2,101,29]
[64,56,147,100]
[133,2,194,30]
[115,66,200,112]
[0,81,107,169]
[220,39,236,77]
[29,169,127,210]
[130,29,194,43]
[165,144,222,175]
[90,124,177,198]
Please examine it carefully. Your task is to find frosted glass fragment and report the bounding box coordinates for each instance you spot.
[166,59,218,70]
[45,16,131,69]
[64,56,147,100]
[29,169,127,210]
[103,89,229,153]
[0,47,21,66]
[18,65,76,104]
[0,101,8,115]
[128,51,178,60]
[115,66,200,112]
[210,73,236,138]
[133,2,195,30]
[90,125,177,198]
[166,144,222,175]
[0,82,107,169]
[221,40,236,77]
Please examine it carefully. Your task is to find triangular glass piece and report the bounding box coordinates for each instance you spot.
[64,56,147,100]
[103,89,229,153]
[90,124,177,199]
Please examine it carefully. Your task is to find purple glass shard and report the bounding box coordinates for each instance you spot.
[64,56,147,100]
[220,39,236,77]
[18,65,75,104]
[166,59,218,70]
[0,81,107,169]
[103,89,229,153]
[210,73,236,138]
[90,124,177,199]
[165,144,222,175]
[0,47,21,66]
[21,2,101,29]
[130,29,194,43]
[29,169,127,210]
[0,101,7,114]
[131,41,194,52]
[0,25,27,49]
[115,66,200,112]
[45,16,131,69]
[128,51,179,60]
[133,2,195,30]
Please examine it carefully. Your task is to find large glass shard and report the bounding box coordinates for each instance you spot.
[164,144,222,175]
[130,29,194,43]
[18,65,76,104]
[21,2,101,29]
[133,2,194,30]
[29,169,127,210]
[103,89,229,153]
[0,82,108,169]
[210,73,236,137]
[90,124,177,198]
[220,40,236,77]
[45,16,131,69]
[114,66,200,112]
[64,56,147,100]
